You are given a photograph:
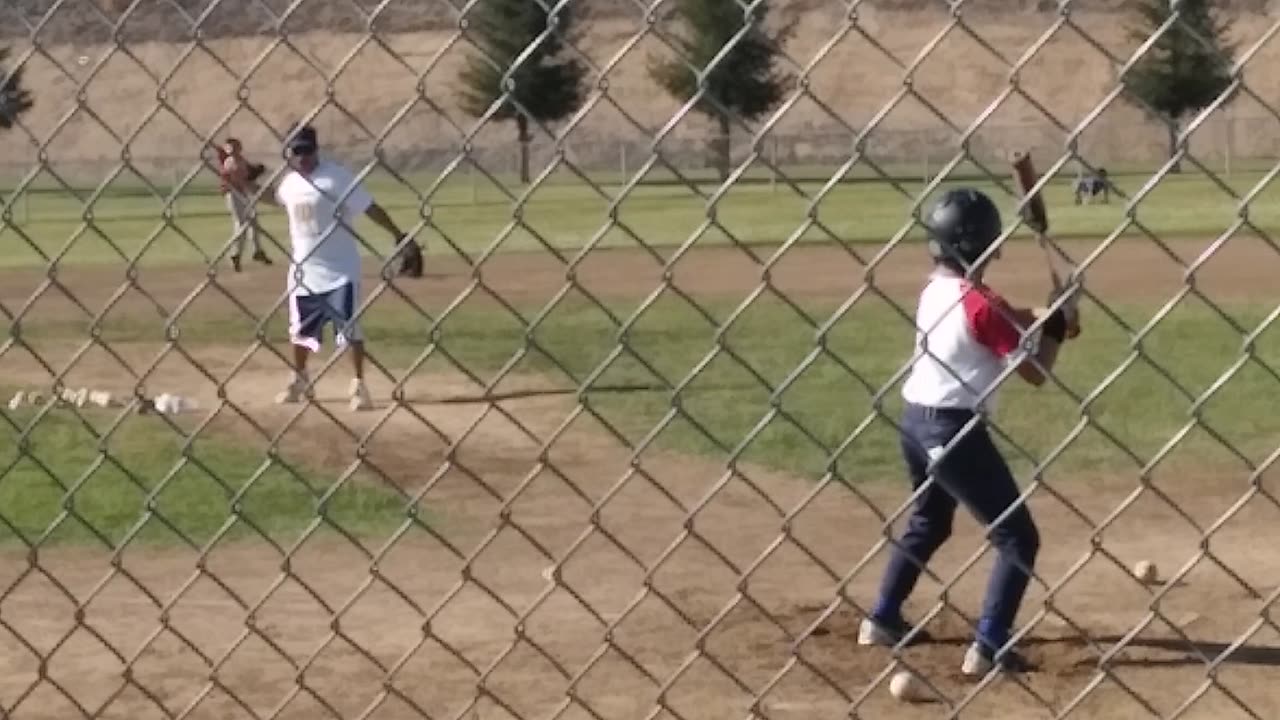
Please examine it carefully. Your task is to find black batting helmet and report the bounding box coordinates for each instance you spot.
[924,188,1004,266]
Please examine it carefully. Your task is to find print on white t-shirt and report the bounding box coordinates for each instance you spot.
[275,159,374,296]
[900,272,1030,411]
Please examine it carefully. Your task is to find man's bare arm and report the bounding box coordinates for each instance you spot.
[365,202,404,240]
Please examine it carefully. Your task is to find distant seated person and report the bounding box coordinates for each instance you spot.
[1074,168,1109,205]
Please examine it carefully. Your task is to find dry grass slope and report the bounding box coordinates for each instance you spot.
[7,0,1261,42]
[1,1,1278,177]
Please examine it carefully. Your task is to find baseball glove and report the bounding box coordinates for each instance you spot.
[247,162,266,182]
[389,236,424,278]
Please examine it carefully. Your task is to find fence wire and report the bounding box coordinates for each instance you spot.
[2,0,1280,718]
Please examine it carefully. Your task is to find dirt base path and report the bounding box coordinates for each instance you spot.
[2,238,1279,717]
[1,319,1278,718]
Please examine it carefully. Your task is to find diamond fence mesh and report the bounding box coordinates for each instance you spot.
[3,0,1280,718]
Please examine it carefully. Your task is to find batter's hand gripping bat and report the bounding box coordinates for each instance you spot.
[1011,150,1080,339]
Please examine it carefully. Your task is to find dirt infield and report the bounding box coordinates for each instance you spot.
[3,238,1280,719]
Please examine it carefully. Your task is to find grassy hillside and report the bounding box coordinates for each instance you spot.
[5,0,1252,42]
[1,2,1276,185]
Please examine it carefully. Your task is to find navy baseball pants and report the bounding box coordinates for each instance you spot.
[870,403,1040,653]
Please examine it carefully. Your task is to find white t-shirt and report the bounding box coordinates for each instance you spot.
[900,272,1031,411]
[275,158,373,295]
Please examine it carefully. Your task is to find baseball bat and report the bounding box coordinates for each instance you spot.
[1011,150,1080,338]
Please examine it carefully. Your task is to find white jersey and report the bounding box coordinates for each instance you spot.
[900,272,1029,411]
[275,158,373,295]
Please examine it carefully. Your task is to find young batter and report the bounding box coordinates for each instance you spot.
[858,188,1080,676]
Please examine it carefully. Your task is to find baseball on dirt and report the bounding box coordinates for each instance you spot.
[1133,560,1158,583]
[889,670,928,702]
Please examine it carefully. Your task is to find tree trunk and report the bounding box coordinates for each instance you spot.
[1167,117,1182,174]
[714,113,731,182]
[517,114,531,185]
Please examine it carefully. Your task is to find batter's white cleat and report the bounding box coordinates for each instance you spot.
[275,374,309,404]
[961,642,1036,676]
[348,378,373,411]
[857,617,933,647]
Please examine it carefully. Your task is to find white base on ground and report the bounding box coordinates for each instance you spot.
[5,387,199,415]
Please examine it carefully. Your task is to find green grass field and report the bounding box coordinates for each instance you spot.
[0,402,413,548]
[9,292,1279,545]
[3,166,1278,549]
[2,163,1278,268]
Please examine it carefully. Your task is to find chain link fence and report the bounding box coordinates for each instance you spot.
[3,0,1280,718]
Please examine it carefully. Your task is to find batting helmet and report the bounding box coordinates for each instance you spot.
[924,188,1004,266]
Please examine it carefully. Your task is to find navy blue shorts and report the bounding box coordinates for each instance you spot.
[288,282,362,352]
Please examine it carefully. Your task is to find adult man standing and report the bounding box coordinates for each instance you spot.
[271,124,409,411]
[219,137,272,272]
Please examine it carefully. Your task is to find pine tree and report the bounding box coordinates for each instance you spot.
[457,0,586,185]
[0,47,33,130]
[1125,0,1235,173]
[648,0,794,181]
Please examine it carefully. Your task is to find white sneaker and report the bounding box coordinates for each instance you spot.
[857,617,933,647]
[348,378,372,411]
[275,374,309,404]
[961,642,1035,676]
[961,644,993,676]
[858,618,896,647]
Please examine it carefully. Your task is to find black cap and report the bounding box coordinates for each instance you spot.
[287,125,318,155]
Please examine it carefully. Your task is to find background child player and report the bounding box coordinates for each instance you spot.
[1073,167,1110,205]
[270,124,408,411]
[218,137,272,272]
[857,188,1080,677]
